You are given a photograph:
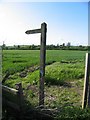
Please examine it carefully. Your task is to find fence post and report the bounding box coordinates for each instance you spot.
[0,46,2,120]
[88,84,90,107]
[16,83,23,111]
[39,23,47,106]
[82,53,90,109]
[87,53,90,107]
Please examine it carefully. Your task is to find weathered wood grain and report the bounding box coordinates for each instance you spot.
[25,29,41,34]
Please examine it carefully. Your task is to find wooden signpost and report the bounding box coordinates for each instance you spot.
[25,22,47,106]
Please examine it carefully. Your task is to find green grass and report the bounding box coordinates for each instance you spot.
[2,50,40,75]
[2,50,86,75]
[56,106,90,120]
[2,50,86,87]
[3,50,89,119]
[3,50,86,106]
[45,61,84,85]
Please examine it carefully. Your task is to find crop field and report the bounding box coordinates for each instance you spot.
[3,50,86,74]
[3,49,90,119]
[2,50,86,86]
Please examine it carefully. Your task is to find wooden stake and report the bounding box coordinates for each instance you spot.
[88,85,90,107]
[16,83,24,111]
[82,53,90,109]
[87,53,90,107]
[39,23,47,106]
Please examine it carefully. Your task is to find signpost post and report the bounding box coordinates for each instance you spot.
[25,22,47,106]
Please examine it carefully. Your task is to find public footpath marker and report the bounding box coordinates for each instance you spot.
[25,22,47,106]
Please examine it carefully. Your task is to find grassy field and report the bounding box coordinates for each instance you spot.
[2,49,86,87]
[3,50,90,119]
[2,50,86,74]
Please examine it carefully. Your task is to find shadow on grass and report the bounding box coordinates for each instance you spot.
[56,106,90,120]
[2,99,54,120]
[2,104,90,120]
[45,76,71,87]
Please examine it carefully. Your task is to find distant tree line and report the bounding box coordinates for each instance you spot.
[2,43,88,51]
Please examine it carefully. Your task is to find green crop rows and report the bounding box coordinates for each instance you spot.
[3,50,86,74]
[3,50,90,120]
[2,50,86,86]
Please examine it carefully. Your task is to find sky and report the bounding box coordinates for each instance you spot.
[0,2,88,46]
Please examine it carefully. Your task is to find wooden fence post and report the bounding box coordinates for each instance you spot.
[16,83,23,111]
[39,23,47,106]
[82,53,90,109]
[0,46,2,120]
[88,84,90,107]
[87,53,90,107]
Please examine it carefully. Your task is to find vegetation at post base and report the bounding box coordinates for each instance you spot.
[2,49,90,120]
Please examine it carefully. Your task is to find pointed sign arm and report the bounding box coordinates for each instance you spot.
[25,28,41,34]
